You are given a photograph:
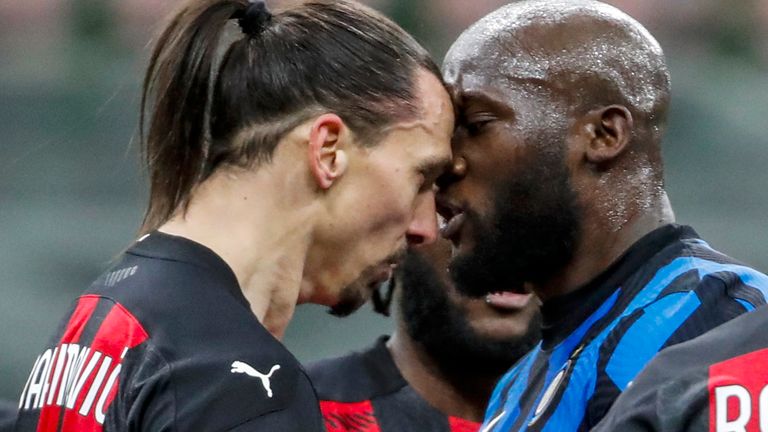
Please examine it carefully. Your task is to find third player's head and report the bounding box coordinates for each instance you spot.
[141,0,453,315]
[438,0,671,300]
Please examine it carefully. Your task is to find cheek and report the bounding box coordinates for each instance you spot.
[354,180,414,237]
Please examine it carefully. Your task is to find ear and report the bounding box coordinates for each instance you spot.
[580,105,633,164]
[308,114,349,190]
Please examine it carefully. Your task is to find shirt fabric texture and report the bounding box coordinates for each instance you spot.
[593,303,768,432]
[308,336,481,432]
[480,225,768,432]
[14,232,324,431]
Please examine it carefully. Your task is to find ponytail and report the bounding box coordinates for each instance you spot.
[138,0,441,235]
[139,0,247,234]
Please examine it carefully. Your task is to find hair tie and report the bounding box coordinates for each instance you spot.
[232,0,272,36]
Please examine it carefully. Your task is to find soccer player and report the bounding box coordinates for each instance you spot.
[437,1,768,430]
[594,304,768,431]
[13,0,453,430]
[308,237,541,432]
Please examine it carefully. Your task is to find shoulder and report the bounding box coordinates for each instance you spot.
[122,325,320,430]
[306,336,406,403]
[88,271,320,429]
[671,238,768,300]
[623,238,768,328]
[596,307,768,432]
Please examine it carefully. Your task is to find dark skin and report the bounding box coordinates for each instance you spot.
[439,12,675,302]
[387,238,539,421]
[388,325,496,421]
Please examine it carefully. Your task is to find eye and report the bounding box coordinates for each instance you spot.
[465,120,491,137]
[461,112,495,137]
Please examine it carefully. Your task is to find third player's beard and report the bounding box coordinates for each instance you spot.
[449,145,582,298]
[398,251,542,378]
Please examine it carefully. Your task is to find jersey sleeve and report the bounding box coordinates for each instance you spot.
[585,275,760,428]
[592,349,709,432]
[596,306,768,432]
[113,343,314,431]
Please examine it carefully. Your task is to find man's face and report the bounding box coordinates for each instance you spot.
[437,55,582,298]
[310,71,454,316]
[398,237,541,376]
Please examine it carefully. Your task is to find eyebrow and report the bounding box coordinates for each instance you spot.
[417,156,452,182]
[457,89,518,122]
[458,89,505,108]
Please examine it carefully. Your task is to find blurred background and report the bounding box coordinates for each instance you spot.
[2,0,768,400]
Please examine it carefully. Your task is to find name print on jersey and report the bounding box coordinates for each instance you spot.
[709,348,768,432]
[17,295,148,430]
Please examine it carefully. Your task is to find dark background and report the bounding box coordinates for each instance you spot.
[2,0,768,400]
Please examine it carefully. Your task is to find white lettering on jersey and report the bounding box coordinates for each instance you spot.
[46,345,67,406]
[19,343,130,425]
[230,361,281,398]
[713,384,768,432]
[715,385,750,432]
[66,348,97,409]
[23,348,52,409]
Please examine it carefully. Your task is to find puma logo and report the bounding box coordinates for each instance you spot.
[230,361,281,398]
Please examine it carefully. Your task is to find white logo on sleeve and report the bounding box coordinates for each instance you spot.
[230,361,281,398]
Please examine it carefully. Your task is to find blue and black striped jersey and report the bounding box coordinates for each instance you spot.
[593,304,768,432]
[480,225,768,432]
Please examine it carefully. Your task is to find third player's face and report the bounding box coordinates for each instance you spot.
[413,237,539,339]
[397,237,541,376]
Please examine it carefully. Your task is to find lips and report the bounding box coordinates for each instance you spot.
[436,199,466,245]
[440,212,466,242]
[368,262,397,288]
[485,291,534,311]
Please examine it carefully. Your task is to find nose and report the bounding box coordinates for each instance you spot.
[406,190,439,246]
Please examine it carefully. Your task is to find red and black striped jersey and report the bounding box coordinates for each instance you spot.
[14,232,324,431]
[594,304,768,432]
[307,337,481,432]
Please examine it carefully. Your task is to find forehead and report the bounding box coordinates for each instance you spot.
[384,71,454,162]
[444,61,544,118]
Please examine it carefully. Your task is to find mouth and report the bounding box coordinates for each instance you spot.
[367,262,398,289]
[436,200,466,246]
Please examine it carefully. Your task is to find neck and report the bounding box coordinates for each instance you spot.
[386,328,498,422]
[159,168,319,339]
[535,190,675,302]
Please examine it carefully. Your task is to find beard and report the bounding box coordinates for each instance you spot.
[450,145,581,298]
[328,282,368,317]
[329,249,405,317]
[398,251,542,378]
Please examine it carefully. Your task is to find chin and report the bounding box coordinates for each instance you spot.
[470,316,533,341]
[326,280,371,317]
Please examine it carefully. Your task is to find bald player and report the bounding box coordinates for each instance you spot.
[436,1,768,430]
[308,238,541,431]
